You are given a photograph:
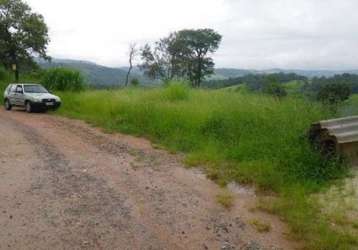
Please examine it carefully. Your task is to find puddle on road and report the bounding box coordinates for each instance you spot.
[227,182,256,197]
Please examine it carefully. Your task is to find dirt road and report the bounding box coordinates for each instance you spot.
[0,108,296,250]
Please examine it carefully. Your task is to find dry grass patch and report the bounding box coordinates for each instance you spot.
[249,219,271,233]
[216,189,234,209]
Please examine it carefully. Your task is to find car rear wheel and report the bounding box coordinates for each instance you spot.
[25,101,32,113]
[4,99,12,111]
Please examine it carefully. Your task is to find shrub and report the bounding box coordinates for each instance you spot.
[0,66,9,81]
[317,83,351,105]
[41,68,85,91]
[263,82,287,98]
[130,78,140,87]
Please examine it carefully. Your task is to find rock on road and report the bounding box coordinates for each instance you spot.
[0,108,295,250]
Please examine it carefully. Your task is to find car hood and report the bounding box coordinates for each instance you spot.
[26,93,60,100]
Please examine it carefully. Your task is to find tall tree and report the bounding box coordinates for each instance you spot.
[140,33,184,82]
[174,29,222,87]
[125,43,137,86]
[140,29,222,87]
[0,0,50,81]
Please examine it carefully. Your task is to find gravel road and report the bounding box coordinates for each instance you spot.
[0,108,296,250]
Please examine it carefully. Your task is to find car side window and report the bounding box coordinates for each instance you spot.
[9,85,16,93]
[16,85,23,93]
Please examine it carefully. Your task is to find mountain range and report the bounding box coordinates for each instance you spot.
[37,58,151,87]
[37,58,358,86]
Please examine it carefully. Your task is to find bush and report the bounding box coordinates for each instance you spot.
[130,78,140,87]
[0,66,9,81]
[41,68,85,91]
[263,82,287,98]
[317,83,351,105]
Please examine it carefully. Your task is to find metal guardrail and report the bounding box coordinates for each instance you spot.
[309,116,358,166]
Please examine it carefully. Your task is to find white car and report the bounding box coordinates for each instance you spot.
[4,83,61,113]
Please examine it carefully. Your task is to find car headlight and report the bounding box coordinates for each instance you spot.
[33,98,42,102]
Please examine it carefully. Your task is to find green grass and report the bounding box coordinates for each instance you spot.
[284,80,305,96]
[0,68,11,103]
[54,83,357,249]
[57,84,339,190]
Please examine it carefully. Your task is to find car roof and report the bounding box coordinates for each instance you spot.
[9,83,41,86]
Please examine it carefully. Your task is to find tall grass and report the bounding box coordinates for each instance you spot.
[58,84,339,188]
[52,83,358,249]
[41,68,85,91]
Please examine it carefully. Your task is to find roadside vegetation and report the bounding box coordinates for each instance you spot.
[1,64,357,248]
[53,82,357,249]
[41,68,86,92]
[1,0,358,248]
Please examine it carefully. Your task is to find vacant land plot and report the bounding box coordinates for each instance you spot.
[55,85,357,249]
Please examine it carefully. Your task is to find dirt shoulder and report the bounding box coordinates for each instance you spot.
[0,108,297,250]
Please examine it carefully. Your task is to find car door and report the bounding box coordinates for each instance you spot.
[14,85,25,106]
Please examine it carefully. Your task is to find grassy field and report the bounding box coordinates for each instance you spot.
[55,83,357,249]
[0,76,357,248]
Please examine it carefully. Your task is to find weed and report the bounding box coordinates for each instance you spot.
[249,219,271,233]
[216,190,234,209]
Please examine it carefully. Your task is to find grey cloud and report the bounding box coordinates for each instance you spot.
[27,0,358,69]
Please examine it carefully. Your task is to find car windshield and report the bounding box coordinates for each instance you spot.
[24,85,49,93]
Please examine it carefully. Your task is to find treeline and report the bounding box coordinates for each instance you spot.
[205,72,358,95]
[303,73,358,94]
[204,72,307,89]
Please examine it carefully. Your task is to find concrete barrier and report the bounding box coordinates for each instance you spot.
[309,116,358,166]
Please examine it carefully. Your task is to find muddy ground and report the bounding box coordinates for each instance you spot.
[0,108,297,250]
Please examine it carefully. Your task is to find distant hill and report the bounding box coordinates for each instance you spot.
[214,68,358,79]
[211,68,254,80]
[36,58,358,86]
[37,59,154,87]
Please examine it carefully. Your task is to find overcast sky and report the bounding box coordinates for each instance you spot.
[25,0,358,70]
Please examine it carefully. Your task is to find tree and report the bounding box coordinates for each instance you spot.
[0,0,50,82]
[140,29,222,87]
[125,43,137,86]
[263,82,287,98]
[262,75,287,98]
[174,29,222,87]
[317,83,351,106]
[140,33,183,82]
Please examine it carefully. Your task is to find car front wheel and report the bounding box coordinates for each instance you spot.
[4,99,12,111]
[25,101,32,113]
